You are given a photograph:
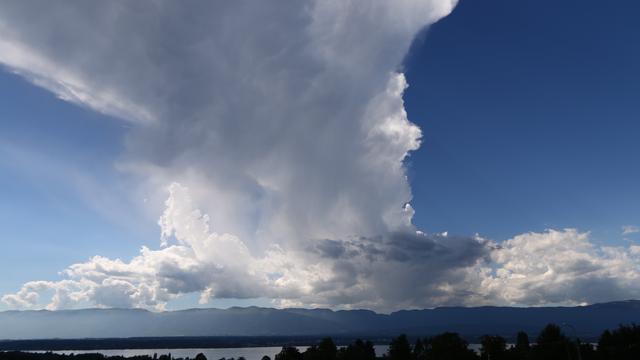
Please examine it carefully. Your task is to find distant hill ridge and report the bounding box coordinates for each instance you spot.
[1,300,639,340]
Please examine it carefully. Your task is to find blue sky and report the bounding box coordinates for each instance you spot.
[405,0,640,243]
[0,0,638,311]
[0,72,153,299]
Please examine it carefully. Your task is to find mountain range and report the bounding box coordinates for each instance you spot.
[1,300,639,341]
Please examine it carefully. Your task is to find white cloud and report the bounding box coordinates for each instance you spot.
[0,0,461,310]
[622,225,639,235]
[2,183,490,311]
[2,1,640,311]
[4,184,640,311]
[0,35,154,124]
[472,229,640,306]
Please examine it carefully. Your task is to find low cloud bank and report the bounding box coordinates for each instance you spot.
[4,184,640,311]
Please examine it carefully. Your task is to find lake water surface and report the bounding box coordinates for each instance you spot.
[34,344,485,359]
[36,347,387,360]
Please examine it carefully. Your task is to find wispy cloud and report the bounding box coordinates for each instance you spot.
[622,225,639,236]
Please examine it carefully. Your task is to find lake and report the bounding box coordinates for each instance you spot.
[31,344,486,359]
[32,346,387,360]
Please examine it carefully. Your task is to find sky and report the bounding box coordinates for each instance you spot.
[0,0,638,312]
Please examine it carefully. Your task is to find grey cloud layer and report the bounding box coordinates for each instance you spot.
[1,1,640,311]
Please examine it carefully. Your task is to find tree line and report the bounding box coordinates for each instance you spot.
[270,323,639,360]
[0,323,638,360]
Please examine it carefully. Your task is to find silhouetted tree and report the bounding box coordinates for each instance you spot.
[304,339,336,360]
[598,329,614,359]
[276,347,303,360]
[412,338,425,360]
[508,331,530,360]
[597,324,640,360]
[532,324,570,360]
[304,345,321,360]
[194,354,207,360]
[388,334,412,360]
[479,335,507,360]
[577,342,597,360]
[262,356,272,360]
[424,332,477,360]
[318,337,338,360]
[338,339,376,360]
[516,332,529,351]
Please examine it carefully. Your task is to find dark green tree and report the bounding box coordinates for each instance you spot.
[424,332,477,360]
[304,345,321,360]
[596,324,640,360]
[388,334,412,360]
[515,331,530,352]
[510,331,530,360]
[479,335,507,360]
[532,324,570,360]
[318,337,338,360]
[577,342,597,360]
[305,340,337,360]
[412,338,425,360]
[338,339,376,360]
[276,347,303,360]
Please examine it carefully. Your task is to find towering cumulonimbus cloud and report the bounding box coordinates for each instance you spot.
[0,0,470,311]
[3,1,640,311]
[0,0,454,244]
